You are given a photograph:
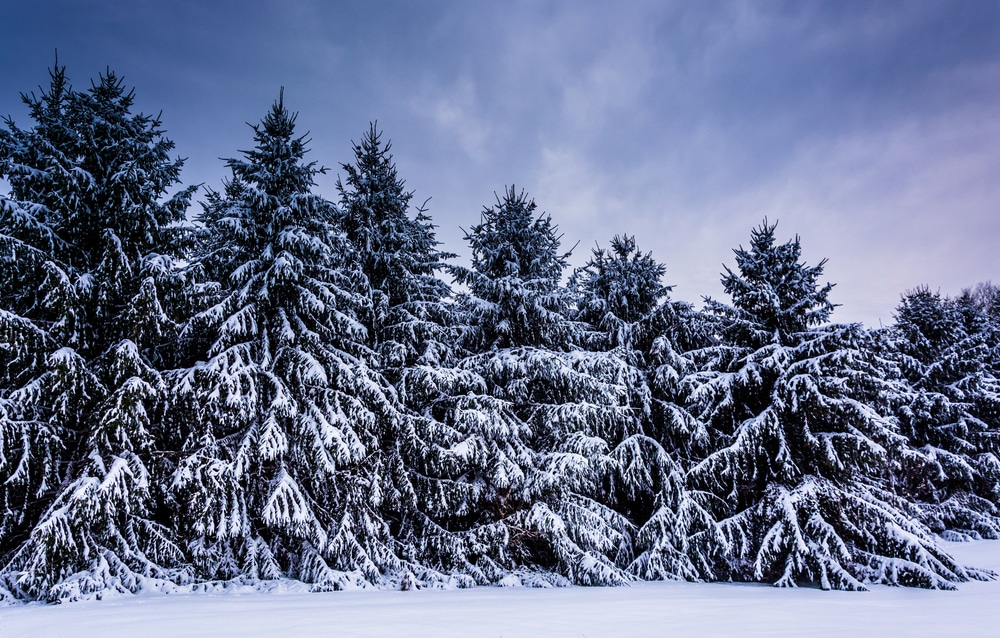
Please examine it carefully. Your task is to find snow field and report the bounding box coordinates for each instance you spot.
[3,540,999,638]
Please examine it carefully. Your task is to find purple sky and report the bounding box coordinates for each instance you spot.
[3,1,999,326]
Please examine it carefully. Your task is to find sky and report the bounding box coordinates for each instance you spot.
[1,0,998,327]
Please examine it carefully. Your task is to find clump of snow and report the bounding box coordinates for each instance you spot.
[498,574,522,587]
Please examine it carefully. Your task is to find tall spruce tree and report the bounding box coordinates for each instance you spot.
[169,94,404,590]
[425,192,645,585]
[571,235,721,581]
[887,286,1000,538]
[335,126,503,587]
[0,66,194,601]
[678,221,980,589]
[377,188,565,585]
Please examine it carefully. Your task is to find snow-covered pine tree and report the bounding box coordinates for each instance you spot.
[0,66,194,601]
[961,282,1000,377]
[413,191,642,586]
[886,286,1000,538]
[169,93,404,591]
[332,126,501,587]
[571,235,722,581]
[679,220,979,589]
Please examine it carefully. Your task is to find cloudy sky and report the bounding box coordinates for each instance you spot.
[2,1,999,326]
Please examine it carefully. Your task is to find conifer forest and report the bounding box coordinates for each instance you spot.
[2,66,999,603]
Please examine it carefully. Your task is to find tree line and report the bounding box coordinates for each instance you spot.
[1,67,998,602]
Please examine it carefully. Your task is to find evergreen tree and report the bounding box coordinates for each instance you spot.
[678,221,979,589]
[335,127,509,587]
[419,194,647,585]
[0,66,193,601]
[570,235,721,581]
[169,94,406,591]
[961,282,1000,376]
[380,188,566,585]
[887,286,1000,538]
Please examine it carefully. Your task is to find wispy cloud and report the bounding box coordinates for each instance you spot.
[414,76,494,163]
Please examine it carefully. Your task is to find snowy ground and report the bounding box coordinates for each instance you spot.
[4,541,1000,638]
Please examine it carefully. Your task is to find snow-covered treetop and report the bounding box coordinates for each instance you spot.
[464,186,569,287]
[229,89,322,200]
[337,122,452,308]
[893,286,964,362]
[1,66,193,270]
[573,234,671,326]
[196,91,341,293]
[454,187,573,350]
[707,220,835,345]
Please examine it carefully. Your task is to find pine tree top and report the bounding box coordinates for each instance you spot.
[3,67,192,266]
[229,89,325,200]
[708,220,835,344]
[336,122,452,308]
[464,186,570,287]
[573,234,671,326]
